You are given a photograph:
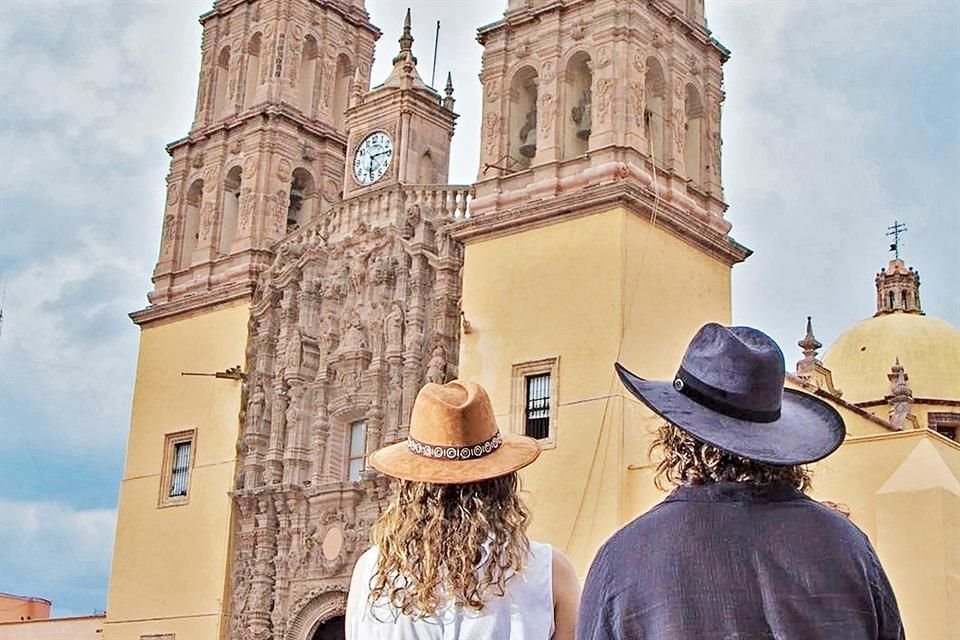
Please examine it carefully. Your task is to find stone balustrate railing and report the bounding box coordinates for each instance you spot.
[283,184,473,247]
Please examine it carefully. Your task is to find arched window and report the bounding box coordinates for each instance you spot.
[644,58,667,165]
[562,53,592,160]
[684,84,704,184]
[244,33,261,109]
[331,55,352,131]
[888,291,895,310]
[901,290,909,309]
[299,36,319,117]
[509,66,539,170]
[179,180,204,269]
[220,166,242,254]
[213,46,231,117]
[288,168,317,232]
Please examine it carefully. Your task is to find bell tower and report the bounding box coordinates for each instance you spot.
[106,2,379,639]
[341,9,457,200]
[454,0,749,578]
[148,0,380,311]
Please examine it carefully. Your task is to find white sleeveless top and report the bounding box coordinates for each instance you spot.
[346,540,554,640]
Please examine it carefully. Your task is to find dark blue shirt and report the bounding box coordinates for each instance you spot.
[577,482,904,640]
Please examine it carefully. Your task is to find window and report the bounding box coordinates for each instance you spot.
[347,420,367,481]
[159,430,196,507]
[511,357,560,448]
[525,374,551,439]
[929,412,959,442]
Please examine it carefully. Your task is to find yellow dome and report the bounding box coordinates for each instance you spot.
[822,313,960,403]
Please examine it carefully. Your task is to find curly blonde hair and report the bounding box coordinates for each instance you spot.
[651,422,811,491]
[368,472,531,618]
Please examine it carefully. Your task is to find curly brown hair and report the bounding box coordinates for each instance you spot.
[650,422,811,491]
[368,472,531,618]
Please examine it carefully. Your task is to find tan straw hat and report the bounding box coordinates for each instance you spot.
[369,380,541,484]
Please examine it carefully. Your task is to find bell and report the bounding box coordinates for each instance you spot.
[573,88,592,140]
[519,108,537,158]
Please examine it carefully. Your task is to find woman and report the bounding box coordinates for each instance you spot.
[346,380,580,639]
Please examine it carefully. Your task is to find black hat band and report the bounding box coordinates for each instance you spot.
[675,367,781,423]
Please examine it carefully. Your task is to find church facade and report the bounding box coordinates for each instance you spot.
[103,1,958,639]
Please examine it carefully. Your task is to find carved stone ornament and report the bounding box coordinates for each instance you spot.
[539,92,556,135]
[596,78,614,124]
[166,182,180,206]
[227,184,465,639]
[277,158,293,182]
[243,154,258,178]
[541,60,556,83]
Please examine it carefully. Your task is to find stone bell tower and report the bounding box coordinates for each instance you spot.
[146,0,380,313]
[106,2,380,639]
[454,0,749,578]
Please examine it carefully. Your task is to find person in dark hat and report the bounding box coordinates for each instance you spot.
[577,323,904,640]
[346,380,580,639]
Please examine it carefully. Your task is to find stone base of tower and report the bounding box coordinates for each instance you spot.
[103,301,249,640]
[454,197,748,575]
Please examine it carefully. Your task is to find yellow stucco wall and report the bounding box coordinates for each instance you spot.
[811,430,960,640]
[458,207,733,576]
[104,300,250,640]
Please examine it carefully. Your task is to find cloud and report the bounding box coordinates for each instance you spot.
[0,500,116,616]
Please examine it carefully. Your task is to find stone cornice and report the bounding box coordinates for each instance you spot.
[450,180,750,267]
[168,107,347,154]
[130,283,254,327]
[855,397,960,409]
[786,372,897,432]
[206,0,381,38]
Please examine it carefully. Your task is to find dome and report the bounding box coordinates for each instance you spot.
[822,313,960,403]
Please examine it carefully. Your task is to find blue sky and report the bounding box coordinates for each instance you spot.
[0,0,957,617]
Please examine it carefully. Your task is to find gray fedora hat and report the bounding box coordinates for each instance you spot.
[616,323,845,466]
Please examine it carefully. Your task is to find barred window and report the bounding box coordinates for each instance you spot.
[169,442,191,497]
[525,373,551,440]
[348,420,367,481]
[159,430,195,507]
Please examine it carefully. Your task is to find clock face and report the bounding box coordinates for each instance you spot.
[352,131,394,186]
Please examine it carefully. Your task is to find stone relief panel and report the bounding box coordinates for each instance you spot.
[227,188,465,640]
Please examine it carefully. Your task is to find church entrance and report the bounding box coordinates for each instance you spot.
[310,615,345,640]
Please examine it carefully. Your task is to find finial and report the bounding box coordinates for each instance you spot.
[795,316,824,380]
[798,316,822,359]
[392,8,417,66]
[443,71,456,110]
[886,220,907,260]
[400,7,413,52]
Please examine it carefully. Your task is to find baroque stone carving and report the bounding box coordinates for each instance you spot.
[596,78,614,125]
[227,187,464,640]
[539,92,556,136]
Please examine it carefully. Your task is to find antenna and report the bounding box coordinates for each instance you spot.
[430,20,440,88]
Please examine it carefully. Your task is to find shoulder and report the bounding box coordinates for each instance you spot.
[551,546,579,589]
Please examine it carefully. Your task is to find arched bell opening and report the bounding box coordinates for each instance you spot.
[300,36,319,117]
[562,52,592,159]
[508,66,539,170]
[179,180,204,270]
[684,84,704,184]
[244,33,262,109]
[213,46,231,117]
[288,168,317,232]
[219,166,242,254]
[644,58,667,166]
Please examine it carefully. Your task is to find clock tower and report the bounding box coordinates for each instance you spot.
[342,9,457,199]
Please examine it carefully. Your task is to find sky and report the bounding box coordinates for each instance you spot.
[0,0,957,618]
